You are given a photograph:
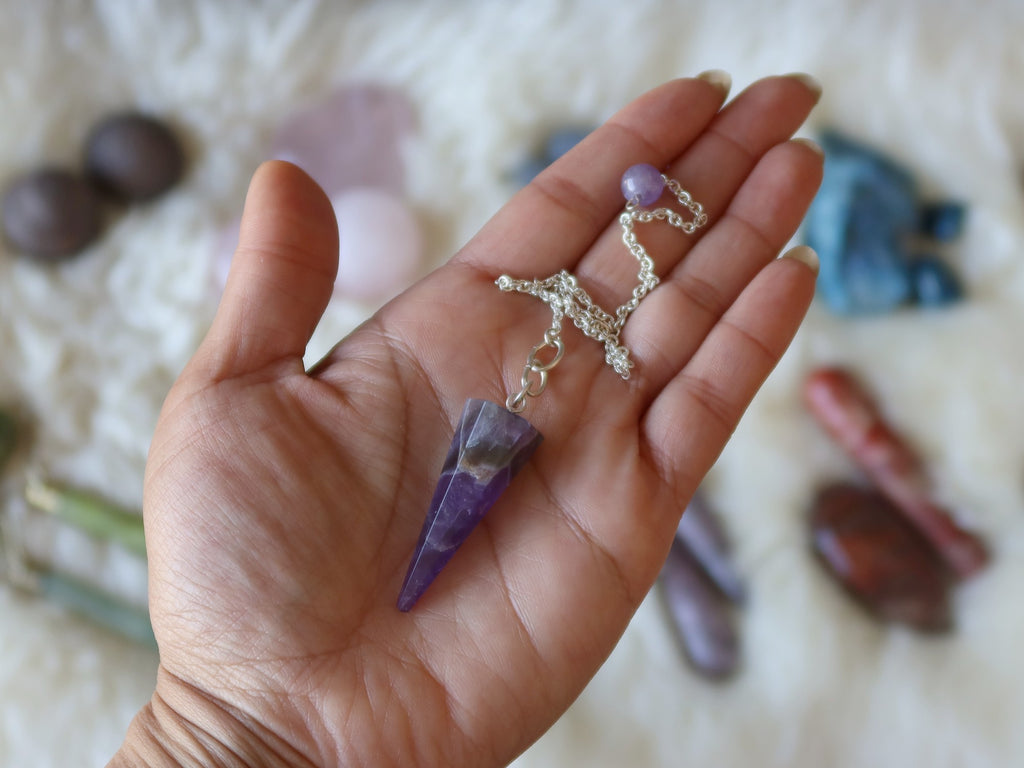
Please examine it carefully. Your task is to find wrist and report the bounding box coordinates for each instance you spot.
[108,667,317,768]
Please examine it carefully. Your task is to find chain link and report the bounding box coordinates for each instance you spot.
[498,173,706,410]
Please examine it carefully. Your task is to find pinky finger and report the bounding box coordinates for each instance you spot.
[642,246,819,493]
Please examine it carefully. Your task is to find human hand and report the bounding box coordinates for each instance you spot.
[111,73,823,768]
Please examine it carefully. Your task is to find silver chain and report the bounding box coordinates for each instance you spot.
[497,173,707,413]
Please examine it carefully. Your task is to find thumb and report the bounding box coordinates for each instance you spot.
[196,160,339,380]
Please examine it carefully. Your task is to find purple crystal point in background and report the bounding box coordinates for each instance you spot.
[677,492,747,604]
[658,539,740,680]
[398,399,542,612]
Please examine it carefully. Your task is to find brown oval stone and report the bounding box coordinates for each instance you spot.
[84,112,184,201]
[1,169,102,261]
[810,482,953,633]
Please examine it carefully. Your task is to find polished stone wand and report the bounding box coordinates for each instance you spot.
[803,367,989,579]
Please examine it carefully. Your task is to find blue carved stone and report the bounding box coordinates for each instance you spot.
[910,255,964,307]
[805,131,918,314]
[398,399,543,611]
[805,131,971,314]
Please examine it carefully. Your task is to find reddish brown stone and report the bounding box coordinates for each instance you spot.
[810,482,953,633]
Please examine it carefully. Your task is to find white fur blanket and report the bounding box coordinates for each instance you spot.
[1,1,1022,766]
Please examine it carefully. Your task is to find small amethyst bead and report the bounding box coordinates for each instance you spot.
[620,163,665,206]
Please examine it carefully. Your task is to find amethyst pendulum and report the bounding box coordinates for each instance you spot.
[396,336,560,612]
[397,163,707,611]
[396,399,542,611]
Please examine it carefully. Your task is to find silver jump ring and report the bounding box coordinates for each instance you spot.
[527,336,565,373]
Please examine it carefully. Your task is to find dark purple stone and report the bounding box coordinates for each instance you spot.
[677,492,746,604]
[1,169,102,261]
[398,399,542,611]
[658,539,740,680]
[84,112,185,201]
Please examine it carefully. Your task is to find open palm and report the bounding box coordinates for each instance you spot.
[124,75,823,768]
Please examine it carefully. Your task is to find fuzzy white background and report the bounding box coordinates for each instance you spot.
[1,1,1023,766]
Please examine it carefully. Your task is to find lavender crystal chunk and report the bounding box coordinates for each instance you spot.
[398,399,542,611]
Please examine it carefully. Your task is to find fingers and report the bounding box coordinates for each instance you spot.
[625,137,825,397]
[642,248,819,494]
[453,75,729,277]
[575,74,821,313]
[194,161,339,380]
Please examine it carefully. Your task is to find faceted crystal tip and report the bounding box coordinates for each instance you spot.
[397,399,542,612]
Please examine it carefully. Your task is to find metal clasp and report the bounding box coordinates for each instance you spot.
[506,328,565,413]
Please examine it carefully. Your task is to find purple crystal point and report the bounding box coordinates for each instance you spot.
[398,399,542,612]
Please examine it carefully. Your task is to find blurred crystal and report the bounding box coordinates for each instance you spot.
[271,82,416,197]
[805,131,918,314]
[332,188,423,302]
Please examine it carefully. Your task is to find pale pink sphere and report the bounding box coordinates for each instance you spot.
[331,188,423,301]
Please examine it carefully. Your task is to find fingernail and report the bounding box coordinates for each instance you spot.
[696,69,732,98]
[785,72,823,102]
[781,244,819,274]
[791,136,824,158]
